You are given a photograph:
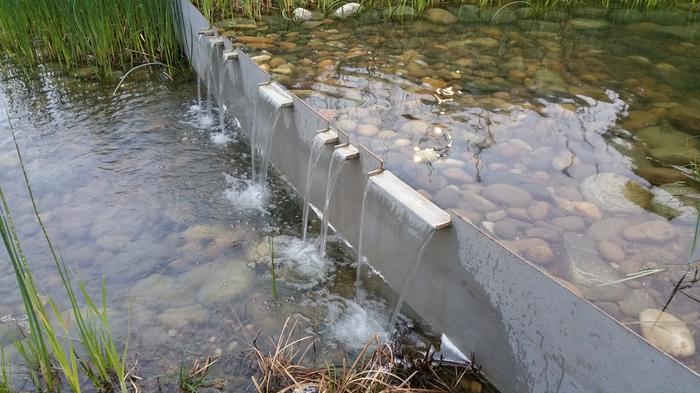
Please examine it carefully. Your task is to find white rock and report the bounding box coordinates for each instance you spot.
[580,173,642,213]
[333,2,362,19]
[292,7,312,21]
[640,309,696,358]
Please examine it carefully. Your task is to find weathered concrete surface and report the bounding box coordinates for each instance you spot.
[177,0,700,391]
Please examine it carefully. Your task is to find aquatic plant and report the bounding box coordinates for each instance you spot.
[0,0,182,77]
[178,356,218,393]
[0,105,131,392]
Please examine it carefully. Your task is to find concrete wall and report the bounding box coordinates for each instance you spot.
[177,1,700,391]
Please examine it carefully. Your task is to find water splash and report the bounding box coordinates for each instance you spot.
[387,230,434,330]
[210,132,230,145]
[319,149,347,256]
[272,235,333,290]
[322,293,389,350]
[302,136,326,242]
[223,173,265,211]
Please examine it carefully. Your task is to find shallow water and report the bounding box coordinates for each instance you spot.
[0,66,448,389]
[222,9,700,370]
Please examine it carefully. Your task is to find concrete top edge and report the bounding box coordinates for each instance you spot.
[259,82,293,108]
[370,171,451,230]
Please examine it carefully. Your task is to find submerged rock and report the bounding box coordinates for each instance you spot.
[569,18,610,30]
[639,309,696,358]
[481,183,533,208]
[385,5,416,21]
[668,106,700,135]
[622,220,678,244]
[424,8,457,25]
[457,5,480,23]
[580,173,642,214]
[562,234,626,302]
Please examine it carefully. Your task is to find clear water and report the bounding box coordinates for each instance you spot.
[223,11,700,370]
[0,65,442,390]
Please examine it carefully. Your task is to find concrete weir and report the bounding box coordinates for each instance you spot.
[177,1,699,391]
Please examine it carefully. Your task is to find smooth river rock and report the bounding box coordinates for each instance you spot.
[562,234,626,302]
[481,183,533,208]
[622,220,678,244]
[424,8,457,25]
[580,173,642,213]
[639,309,696,358]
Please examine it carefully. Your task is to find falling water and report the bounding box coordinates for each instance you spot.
[354,181,372,299]
[387,230,434,330]
[195,35,206,111]
[218,59,226,134]
[250,102,282,189]
[205,43,217,123]
[318,149,347,256]
[302,136,326,242]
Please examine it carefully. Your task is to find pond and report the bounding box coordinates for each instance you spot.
[217,7,700,372]
[0,66,466,390]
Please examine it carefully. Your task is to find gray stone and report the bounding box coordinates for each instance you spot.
[481,184,533,208]
[460,191,498,213]
[585,217,630,241]
[552,216,586,231]
[480,8,517,24]
[292,8,312,21]
[457,4,480,23]
[424,8,457,25]
[569,18,610,30]
[622,220,678,244]
[494,219,518,239]
[620,289,657,318]
[562,234,626,302]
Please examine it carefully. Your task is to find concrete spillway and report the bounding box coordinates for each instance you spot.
[176,1,700,391]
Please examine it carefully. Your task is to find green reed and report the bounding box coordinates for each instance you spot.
[0,0,182,77]
[1,104,130,391]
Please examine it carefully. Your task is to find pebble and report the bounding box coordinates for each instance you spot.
[639,309,696,358]
[527,201,550,221]
[597,240,625,263]
[619,289,657,318]
[552,216,586,231]
[574,201,602,220]
[481,183,533,208]
[442,167,473,183]
[622,220,678,244]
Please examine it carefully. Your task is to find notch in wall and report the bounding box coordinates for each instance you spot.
[208,36,225,48]
[369,171,451,230]
[198,28,216,36]
[259,82,293,109]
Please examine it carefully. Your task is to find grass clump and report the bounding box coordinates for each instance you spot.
[0,0,182,77]
[250,318,489,393]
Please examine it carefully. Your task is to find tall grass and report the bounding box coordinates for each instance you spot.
[0,0,182,77]
[0,105,130,391]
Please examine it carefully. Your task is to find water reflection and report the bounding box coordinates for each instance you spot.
[0,67,439,390]
[228,13,700,370]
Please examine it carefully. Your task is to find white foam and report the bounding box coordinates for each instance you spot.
[274,236,332,289]
[210,132,231,145]
[223,173,265,211]
[322,294,389,350]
